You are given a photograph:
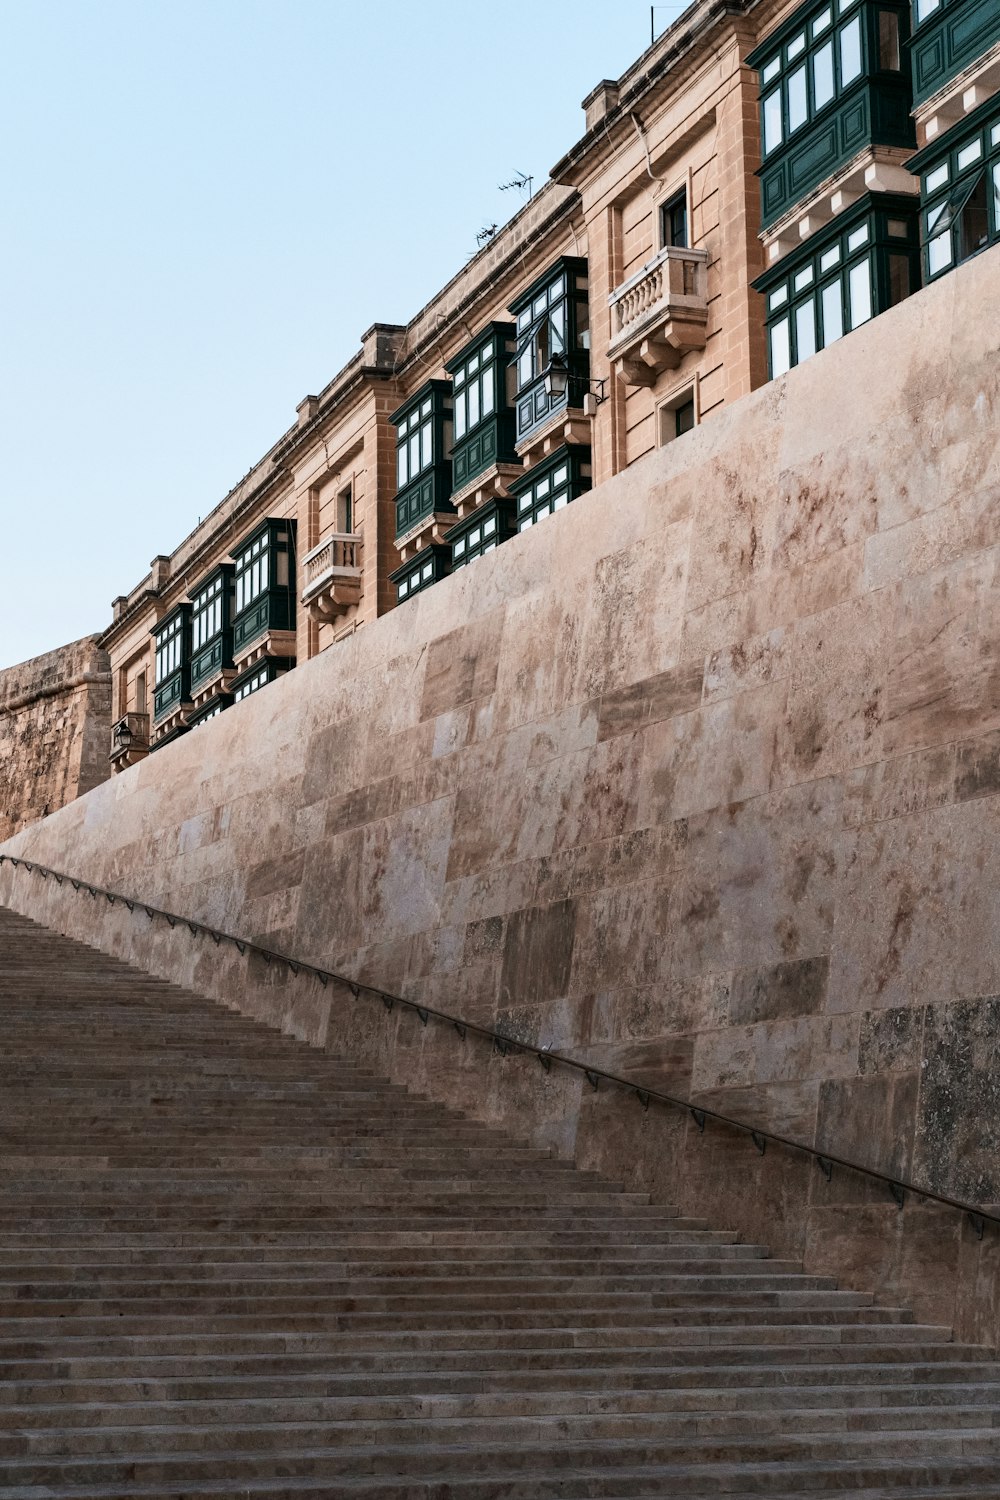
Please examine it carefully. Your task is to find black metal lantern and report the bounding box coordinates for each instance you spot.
[543,351,569,400]
[114,718,133,751]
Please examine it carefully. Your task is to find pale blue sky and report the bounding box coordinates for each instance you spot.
[1,0,689,669]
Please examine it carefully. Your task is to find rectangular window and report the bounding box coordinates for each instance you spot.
[660,190,688,249]
[813,41,835,109]
[821,281,844,343]
[928,229,953,276]
[796,300,817,362]
[878,11,900,70]
[675,400,695,437]
[770,318,791,377]
[960,173,990,260]
[849,258,872,327]
[888,254,911,306]
[839,17,862,85]
[763,89,783,154]
[135,672,147,714]
[787,64,808,132]
[338,485,353,534]
[235,536,269,615]
[914,0,940,19]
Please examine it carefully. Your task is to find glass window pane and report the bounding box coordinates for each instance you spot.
[397,446,406,486]
[813,7,832,34]
[795,300,817,362]
[813,41,835,109]
[926,164,949,193]
[550,302,566,350]
[468,380,480,429]
[959,174,989,259]
[849,258,872,327]
[821,281,844,345]
[916,0,940,19]
[957,140,983,171]
[794,266,815,291]
[484,515,496,536]
[993,165,1000,234]
[839,17,862,85]
[820,246,841,272]
[770,317,791,377]
[878,11,900,70]
[481,364,494,416]
[409,432,420,476]
[787,32,806,59]
[421,420,433,470]
[888,254,911,307]
[763,90,783,154]
[454,397,466,441]
[769,284,789,310]
[787,65,808,132]
[847,224,870,252]
[761,56,780,83]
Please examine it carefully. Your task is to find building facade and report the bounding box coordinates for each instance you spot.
[101,0,1000,769]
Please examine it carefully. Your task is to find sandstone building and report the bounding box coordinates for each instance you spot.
[98,0,1000,770]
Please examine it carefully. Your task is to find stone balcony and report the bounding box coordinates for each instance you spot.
[301,532,363,624]
[607,246,709,386]
[109,711,150,773]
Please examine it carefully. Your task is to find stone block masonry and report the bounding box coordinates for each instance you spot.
[0,635,111,840]
[3,245,999,1344]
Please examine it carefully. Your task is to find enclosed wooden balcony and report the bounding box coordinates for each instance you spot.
[301,532,363,623]
[607,246,709,386]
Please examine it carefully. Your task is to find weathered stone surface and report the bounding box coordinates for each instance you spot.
[3,250,1000,1344]
[0,635,111,840]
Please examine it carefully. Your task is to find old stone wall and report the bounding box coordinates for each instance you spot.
[2,247,999,1342]
[0,636,112,840]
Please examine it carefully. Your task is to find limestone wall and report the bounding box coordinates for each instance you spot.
[0,636,112,840]
[2,247,1000,1342]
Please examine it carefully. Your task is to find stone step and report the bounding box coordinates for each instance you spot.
[3,1426,1000,1484]
[0,902,990,1498]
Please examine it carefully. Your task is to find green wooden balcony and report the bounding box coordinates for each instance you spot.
[911,0,1000,109]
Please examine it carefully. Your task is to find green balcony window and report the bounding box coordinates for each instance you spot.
[151,604,192,724]
[748,1,915,229]
[910,0,1000,107]
[756,197,920,377]
[446,324,518,494]
[231,518,297,657]
[392,381,453,540]
[508,258,590,445]
[389,544,451,604]
[230,657,293,703]
[446,499,517,571]
[187,696,231,728]
[189,563,235,694]
[910,105,1000,281]
[508,446,592,533]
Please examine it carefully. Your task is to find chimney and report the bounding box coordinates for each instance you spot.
[582,80,620,131]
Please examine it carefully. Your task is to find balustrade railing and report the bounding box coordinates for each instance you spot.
[608,245,709,347]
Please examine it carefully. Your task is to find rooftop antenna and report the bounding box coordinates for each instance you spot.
[651,3,686,45]
[476,223,498,246]
[499,170,533,201]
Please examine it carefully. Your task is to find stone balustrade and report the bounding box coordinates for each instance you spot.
[301,532,363,621]
[607,246,710,384]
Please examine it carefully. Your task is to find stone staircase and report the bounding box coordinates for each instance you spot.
[0,903,999,1498]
